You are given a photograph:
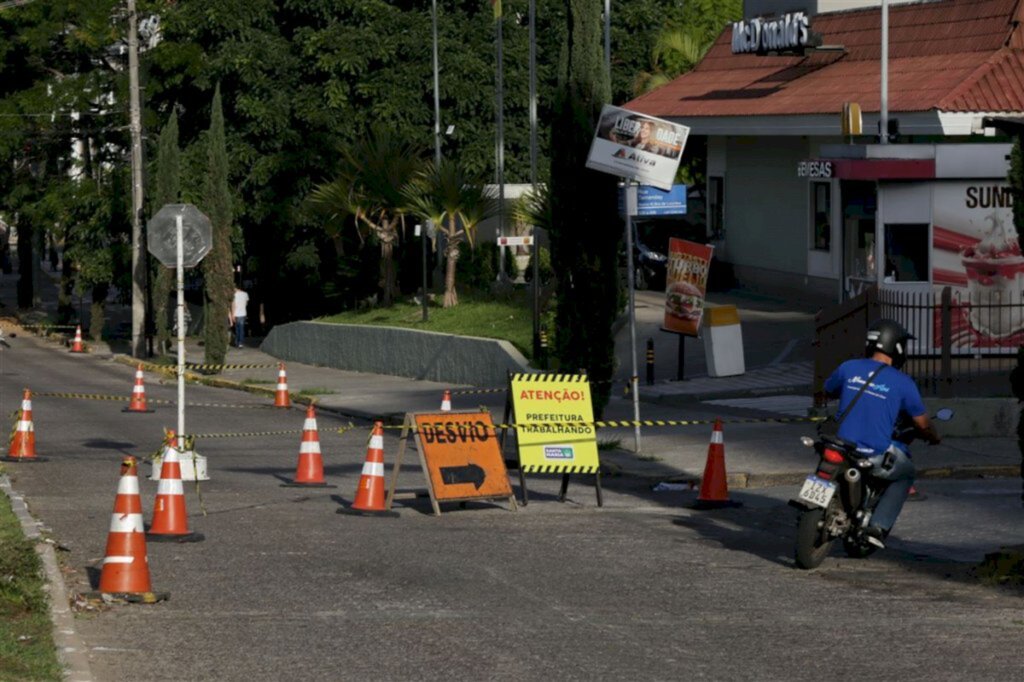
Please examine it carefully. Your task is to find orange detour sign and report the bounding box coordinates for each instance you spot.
[385,411,516,516]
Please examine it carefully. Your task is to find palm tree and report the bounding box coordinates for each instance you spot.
[403,159,496,307]
[309,126,423,306]
[633,28,711,96]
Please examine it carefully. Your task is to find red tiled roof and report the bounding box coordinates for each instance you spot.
[628,0,1024,117]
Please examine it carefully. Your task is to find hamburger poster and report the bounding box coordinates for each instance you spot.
[663,238,714,336]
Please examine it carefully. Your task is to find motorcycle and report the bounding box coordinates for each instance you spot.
[790,407,953,569]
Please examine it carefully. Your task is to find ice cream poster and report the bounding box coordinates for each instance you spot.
[663,238,714,336]
[932,182,1020,348]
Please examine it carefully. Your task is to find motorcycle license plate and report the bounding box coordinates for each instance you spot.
[798,475,836,508]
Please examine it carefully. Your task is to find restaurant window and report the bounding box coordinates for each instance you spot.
[810,182,831,251]
[708,176,724,240]
[883,223,929,282]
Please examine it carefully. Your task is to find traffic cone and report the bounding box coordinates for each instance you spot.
[692,419,741,509]
[69,325,84,353]
[123,364,155,413]
[282,404,336,488]
[274,363,291,408]
[86,456,168,603]
[147,441,204,543]
[342,422,397,516]
[4,389,44,462]
[440,390,452,412]
[907,484,927,502]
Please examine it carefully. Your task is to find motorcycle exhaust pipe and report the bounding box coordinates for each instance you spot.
[843,467,862,509]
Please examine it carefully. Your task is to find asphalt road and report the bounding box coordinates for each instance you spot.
[2,334,1023,681]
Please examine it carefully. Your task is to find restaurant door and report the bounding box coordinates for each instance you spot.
[841,181,878,300]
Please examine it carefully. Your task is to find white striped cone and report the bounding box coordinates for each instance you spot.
[70,325,84,352]
[7,389,37,459]
[125,364,152,412]
[147,445,194,537]
[440,390,452,412]
[274,363,290,408]
[352,422,387,511]
[289,404,329,485]
[97,457,153,593]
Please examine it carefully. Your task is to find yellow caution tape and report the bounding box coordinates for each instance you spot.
[188,423,357,440]
[379,416,826,431]
[183,362,276,371]
[32,392,278,409]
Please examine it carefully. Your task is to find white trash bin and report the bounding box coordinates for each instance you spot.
[703,305,745,377]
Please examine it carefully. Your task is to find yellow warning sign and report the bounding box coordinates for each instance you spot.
[509,374,600,474]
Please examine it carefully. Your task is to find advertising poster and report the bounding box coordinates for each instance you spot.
[586,105,690,191]
[663,238,714,336]
[509,374,600,474]
[932,181,1020,348]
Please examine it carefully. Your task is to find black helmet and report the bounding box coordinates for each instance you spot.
[865,318,914,369]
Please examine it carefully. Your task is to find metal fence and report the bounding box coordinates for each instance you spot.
[815,286,1020,401]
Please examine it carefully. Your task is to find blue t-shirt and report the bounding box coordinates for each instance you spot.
[823,358,926,454]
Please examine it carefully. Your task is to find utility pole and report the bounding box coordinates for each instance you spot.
[127,0,146,357]
[880,0,889,144]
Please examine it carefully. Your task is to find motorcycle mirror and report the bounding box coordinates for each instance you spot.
[935,408,954,422]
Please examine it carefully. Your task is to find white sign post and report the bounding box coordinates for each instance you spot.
[586,107,689,453]
[147,204,213,480]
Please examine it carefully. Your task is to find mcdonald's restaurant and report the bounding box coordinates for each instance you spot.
[626,0,1024,320]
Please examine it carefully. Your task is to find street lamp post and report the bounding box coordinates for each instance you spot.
[880,0,889,144]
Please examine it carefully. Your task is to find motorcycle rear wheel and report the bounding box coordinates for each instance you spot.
[795,505,835,569]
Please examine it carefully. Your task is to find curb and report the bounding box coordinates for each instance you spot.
[0,475,94,682]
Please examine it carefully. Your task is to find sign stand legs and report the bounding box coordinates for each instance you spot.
[557,471,603,507]
[500,372,529,506]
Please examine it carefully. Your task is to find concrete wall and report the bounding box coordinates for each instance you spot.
[261,322,530,386]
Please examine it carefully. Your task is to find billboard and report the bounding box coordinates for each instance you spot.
[586,105,690,191]
[931,181,1021,348]
[663,238,714,336]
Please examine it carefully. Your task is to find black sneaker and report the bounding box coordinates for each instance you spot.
[864,526,886,549]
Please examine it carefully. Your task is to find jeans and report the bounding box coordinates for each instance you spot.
[866,443,915,531]
[234,316,246,347]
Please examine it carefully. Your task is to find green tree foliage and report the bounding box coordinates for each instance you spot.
[152,110,181,353]
[1011,135,1024,239]
[633,0,742,96]
[548,0,619,417]
[201,85,234,365]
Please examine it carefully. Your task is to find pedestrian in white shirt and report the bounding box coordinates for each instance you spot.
[230,286,249,348]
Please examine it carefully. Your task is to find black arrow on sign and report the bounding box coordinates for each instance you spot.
[440,464,485,489]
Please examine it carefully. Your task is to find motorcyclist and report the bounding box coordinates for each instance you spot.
[823,319,941,547]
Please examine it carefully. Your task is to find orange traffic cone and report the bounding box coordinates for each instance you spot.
[70,325,84,353]
[4,389,44,462]
[907,484,927,502]
[342,422,397,516]
[147,441,204,543]
[274,363,291,408]
[87,456,168,603]
[282,404,336,488]
[692,419,740,509]
[123,364,155,413]
[440,390,452,412]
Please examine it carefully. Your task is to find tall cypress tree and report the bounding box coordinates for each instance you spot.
[201,85,233,367]
[548,0,619,416]
[152,110,180,354]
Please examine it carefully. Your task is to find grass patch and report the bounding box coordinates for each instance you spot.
[295,387,335,398]
[597,438,622,452]
[0,492,62,681]
[241,378,274,385]
[319,292,535,359]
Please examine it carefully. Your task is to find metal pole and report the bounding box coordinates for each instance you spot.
[176,214,185,452]
[127,0,146,357]
[623,182,642,452]
[432,0,442,167]
[880,0,889,144]
[603,0,611,80]
[529,0,540,357]
[496,12,506,278]
[421,223,428,322]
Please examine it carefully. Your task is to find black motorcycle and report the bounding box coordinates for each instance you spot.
[790,408,953,569]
